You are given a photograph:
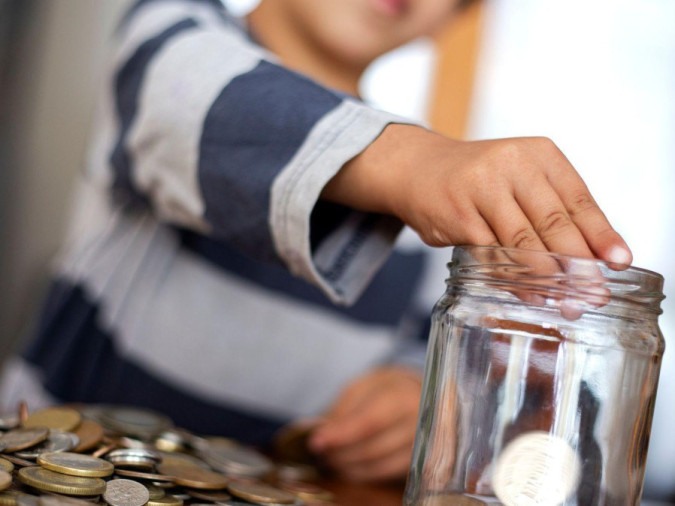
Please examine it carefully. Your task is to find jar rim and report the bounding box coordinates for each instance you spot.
[448,245,665,315]
[451,245,664,281]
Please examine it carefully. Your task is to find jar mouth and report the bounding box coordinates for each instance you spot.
[448,246,665,315]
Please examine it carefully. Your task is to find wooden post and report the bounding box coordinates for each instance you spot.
[428,1,485,140]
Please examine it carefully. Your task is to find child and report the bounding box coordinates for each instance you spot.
[0,0,631,483]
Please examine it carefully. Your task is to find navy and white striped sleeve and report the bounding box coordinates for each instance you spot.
[101,0,418,305]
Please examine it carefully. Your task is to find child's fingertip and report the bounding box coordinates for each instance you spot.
[606,245,632,266]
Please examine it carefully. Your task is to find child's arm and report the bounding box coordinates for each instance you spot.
[324,124,632,265]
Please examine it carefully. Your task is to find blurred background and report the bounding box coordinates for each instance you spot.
[0,0,673,500]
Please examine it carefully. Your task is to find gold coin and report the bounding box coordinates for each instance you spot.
[0,471,10,492]
[228,481,297,504]
[0,427,49,452]
[72,419,104,453]
[156,463,229,490]
[23,408,81,433]
[147,496,183,506]
[0,459,13,473]
[37,452,114,478]
[17,466,106,496]
[145,484,166,501]
[153,429,190,453]
[157,451,209,470]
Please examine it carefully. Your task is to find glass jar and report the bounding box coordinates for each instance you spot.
[404,246,665,506]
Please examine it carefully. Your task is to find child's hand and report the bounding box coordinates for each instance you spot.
[308,366,422,482]
[323,125,632,264]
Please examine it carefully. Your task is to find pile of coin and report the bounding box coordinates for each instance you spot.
[0,404,336,506]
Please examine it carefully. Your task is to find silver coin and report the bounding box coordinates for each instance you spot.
[99,406,172,439]
[106,448,162,469]
[15,430,79,459]
[103,478,150,506]
[493,431,580,506]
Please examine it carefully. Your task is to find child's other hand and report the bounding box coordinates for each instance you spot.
[324,125,632,265]
[308,366,422,483]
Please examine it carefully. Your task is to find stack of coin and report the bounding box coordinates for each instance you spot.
[0,404,337,505]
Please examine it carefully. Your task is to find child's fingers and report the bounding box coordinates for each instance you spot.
[547,164,632,265]
[514,173,595,259]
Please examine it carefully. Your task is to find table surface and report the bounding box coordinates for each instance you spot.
[322,479,405,505]
[320,481,674,506]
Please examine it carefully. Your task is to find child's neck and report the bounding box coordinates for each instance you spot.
[247,3,365,97]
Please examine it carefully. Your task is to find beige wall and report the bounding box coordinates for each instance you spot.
[0,0,131,359]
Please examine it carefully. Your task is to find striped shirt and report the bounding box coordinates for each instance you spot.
[0,0,431,445]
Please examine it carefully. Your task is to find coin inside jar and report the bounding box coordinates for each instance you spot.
[104,479,150,506]
[493,431,580,506]
[37,452,114,478]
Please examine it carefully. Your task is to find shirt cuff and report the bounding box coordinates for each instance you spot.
[270,99,420,305]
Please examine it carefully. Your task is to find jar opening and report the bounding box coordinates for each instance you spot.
[448,246,665,315]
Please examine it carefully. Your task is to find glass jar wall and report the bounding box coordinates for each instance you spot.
[404,246,665,506]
